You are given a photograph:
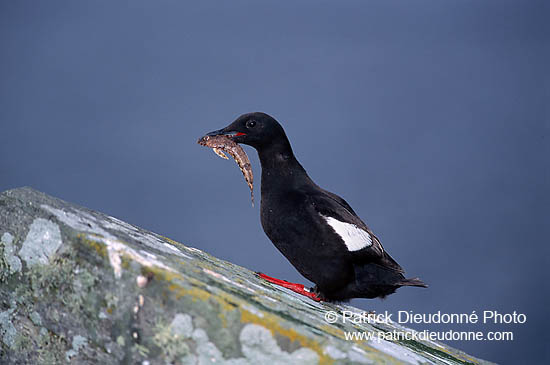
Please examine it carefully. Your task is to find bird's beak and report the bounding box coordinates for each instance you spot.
[206,128,229,137]
[206,128,246,138]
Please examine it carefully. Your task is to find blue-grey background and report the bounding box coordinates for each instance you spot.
[1,1,548,363]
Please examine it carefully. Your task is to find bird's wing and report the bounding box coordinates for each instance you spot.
[319,188,359,216]
[306,189,404,273]
[306,190,384,256]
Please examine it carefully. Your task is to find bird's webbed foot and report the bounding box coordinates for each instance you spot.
[256,272,322,302]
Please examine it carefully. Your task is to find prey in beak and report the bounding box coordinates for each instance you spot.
[197,132,254,206]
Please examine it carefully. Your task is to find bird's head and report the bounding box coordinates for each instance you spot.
[204,112,289,150]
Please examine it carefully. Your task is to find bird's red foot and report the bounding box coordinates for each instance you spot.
[256,272,322,302]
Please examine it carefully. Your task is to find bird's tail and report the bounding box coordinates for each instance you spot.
[400,277,428,288]
[350,263,427,299]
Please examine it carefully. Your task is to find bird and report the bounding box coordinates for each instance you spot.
[203,112,427,302]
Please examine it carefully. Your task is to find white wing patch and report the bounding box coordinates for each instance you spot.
[322,214,373,251]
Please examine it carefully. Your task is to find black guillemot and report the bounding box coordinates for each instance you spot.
[204,112,427,301]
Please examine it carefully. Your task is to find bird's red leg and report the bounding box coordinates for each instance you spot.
[256,272,321,302]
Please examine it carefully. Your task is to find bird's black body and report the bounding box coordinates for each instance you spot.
[206,112,426,301]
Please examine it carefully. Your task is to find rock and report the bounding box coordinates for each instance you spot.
[0,187,493,364]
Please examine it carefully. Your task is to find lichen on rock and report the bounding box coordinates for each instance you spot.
[1,232,22,277]
[0,187,494,364]
[0,307,17,349]
[18,218,62,268]
[65,335,88,361]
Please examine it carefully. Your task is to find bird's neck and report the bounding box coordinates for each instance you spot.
[258,142,311,187]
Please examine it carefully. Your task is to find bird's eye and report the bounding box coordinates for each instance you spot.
[246,120,257,128]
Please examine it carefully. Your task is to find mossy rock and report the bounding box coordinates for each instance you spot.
[0,187,493,364]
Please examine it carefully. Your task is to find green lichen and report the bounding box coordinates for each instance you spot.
[0,308,17,349]
[35,331,67,364]
[27,251,100,319]
[29,311,42,326]
[3,247,105,363]
[18,218,62,268]
[1,232,22,282]
[0,241,7,282]
[28,253,75,296]
[104,293,119,315]
[153,315,192,362]
[9,314,68,364]
[65,335,88,361]
[116,335,125,347]
[132,343,150,358]
[238,324,320,365]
